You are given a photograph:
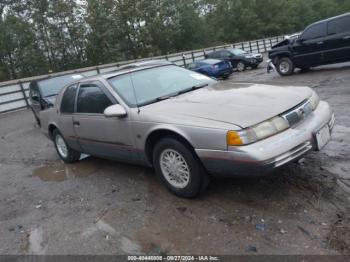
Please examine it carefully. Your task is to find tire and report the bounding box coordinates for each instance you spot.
[153,137,210,198]
[276,57,294,76]
[222,74,230,79]
[236,61,246,72]
[53,129,81,163]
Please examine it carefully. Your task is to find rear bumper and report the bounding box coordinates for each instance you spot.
[196,101,334,177]
[246,58,263,67]
[213,68,233,78]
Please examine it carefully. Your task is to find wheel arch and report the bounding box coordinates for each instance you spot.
[144,128,197,166]
[48,123,59,140]
[271,51,293,64]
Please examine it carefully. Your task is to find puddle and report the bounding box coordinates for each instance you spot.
[33,161,99,182]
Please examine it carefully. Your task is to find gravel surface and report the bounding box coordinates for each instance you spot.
[0,61,349,255]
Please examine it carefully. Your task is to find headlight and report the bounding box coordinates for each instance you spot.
[309,91,319,110]
[227,116,289,146]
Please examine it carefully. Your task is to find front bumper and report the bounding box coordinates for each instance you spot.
[267,59,276,73]
[196,101,334,177]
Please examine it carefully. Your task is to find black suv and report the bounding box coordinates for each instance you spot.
[205,48,263,72]
[268,13,350,76]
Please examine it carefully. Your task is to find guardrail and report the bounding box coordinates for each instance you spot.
[0,35,285,114]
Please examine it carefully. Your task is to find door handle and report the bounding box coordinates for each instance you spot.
[73,121,80,126]
[317,41,324,45]
[343,35,350,40]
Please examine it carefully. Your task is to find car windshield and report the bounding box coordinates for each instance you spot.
[202,59,221,65]
[109,65,216,107]
[38,74,84,97]
[231,49,247,55]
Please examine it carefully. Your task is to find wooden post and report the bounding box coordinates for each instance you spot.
[249,41,252,52]
[191,51,195,62]
[182,54,186,67]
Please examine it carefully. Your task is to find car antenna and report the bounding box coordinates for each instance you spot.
[130,74,140,114]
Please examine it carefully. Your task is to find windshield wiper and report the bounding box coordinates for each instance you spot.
[178,83,209,95]
[151,83,209,104]
[44,93,58,98]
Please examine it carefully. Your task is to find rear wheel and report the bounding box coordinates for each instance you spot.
[236,61,246,72]
[53,129,81,163]
[276,57,294,76]
[153,137,210,198]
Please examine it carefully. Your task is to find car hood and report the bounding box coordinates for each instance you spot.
[140,82,313,129]
[245,53,262,59]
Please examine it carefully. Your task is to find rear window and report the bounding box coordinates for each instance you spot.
[60,84,77,114]
[328,16,350,35]
[206,52,219,59]
[302,23,326,40]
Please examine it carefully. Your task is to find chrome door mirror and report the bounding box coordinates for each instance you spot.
[104,104,127,118]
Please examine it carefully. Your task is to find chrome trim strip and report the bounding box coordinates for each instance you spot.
[267,141,313,168]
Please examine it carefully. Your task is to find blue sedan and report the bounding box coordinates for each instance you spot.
[186,59,233,79]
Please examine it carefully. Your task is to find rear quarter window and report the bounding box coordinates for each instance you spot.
[60,84,77,114]
[328,16,350,35]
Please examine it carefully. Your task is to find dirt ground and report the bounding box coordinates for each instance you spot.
[0,61,349,255]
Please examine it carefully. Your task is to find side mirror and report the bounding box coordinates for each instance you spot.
[104,104,127,118]
[297,38,304,44]
[31,95,40,102]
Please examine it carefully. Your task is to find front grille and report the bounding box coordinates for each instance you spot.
[281,100,313,127]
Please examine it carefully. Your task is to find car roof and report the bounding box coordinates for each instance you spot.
[308,12,350,27]
[67,60,174,84]
[195,59,222,65]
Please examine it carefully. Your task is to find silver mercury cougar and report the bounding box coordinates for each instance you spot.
[40,61,335,198]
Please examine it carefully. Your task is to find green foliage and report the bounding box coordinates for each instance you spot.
[0,0,349,81]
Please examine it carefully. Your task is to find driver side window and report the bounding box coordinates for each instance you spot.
[301,23,326,40]
[221,51,231,59]
[76,83,113,114]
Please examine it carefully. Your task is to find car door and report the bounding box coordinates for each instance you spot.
[29,81,42,116]
[73,81,136,161]
[324,15,350,63]
[58,84,80,151]
[293,22,327,67]
[222,50,237,67]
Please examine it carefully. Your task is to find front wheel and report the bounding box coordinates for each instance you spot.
[153,137,210,198]
[236,61,246,72]
[53,129,81,163]
[276,57,294,76]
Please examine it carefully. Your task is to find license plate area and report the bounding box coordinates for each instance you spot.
[314,124,331,150]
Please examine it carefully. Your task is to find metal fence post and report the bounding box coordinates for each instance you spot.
[191,51,195,62]
[18,81,29,108]
[182,54,186,67]
[263,39,267,52]
[256,41,260,53]
[249,41,252,52]
[96,67,100,74]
